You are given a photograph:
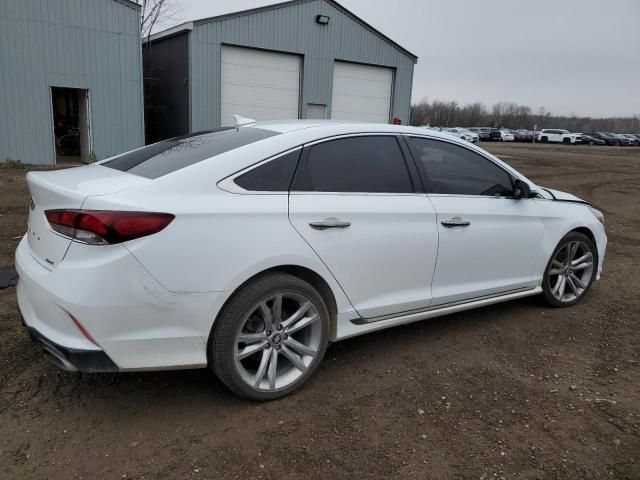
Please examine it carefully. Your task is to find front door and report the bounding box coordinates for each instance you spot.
[406,135,544,306]
[288,135,438,319]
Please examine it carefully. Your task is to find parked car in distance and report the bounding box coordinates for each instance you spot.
[458,128,480,143]
[508,130,527,142]
[537,129,581,144]
[445,128,478,143]
[611,133,635,146]
[511,128,533,142]
[488,128,503,141]
[619,134,639,146]
[515,130,534,142]
[16,120,607,400]
[579,134,606,146]
[467,127,492,141]
[581,132,620,146]
[499,129,515,142]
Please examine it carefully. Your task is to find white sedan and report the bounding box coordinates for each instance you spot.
[499,129,515,142]
[445,128,478,143]
[16,120,607,400]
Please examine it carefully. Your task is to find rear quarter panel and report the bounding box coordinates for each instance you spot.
[81,189,357,325]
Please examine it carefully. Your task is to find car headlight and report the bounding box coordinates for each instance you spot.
[589,207,605,225]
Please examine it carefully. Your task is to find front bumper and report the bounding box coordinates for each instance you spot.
[25,321,118,372]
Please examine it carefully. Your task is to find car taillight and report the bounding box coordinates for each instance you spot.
[45,210,174,245]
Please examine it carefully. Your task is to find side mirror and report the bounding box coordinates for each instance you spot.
[512,179,532,199]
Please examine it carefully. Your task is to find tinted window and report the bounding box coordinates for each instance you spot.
[234,149,301,191]
[292,136,413,193]
[409,137,514,196]
[103,128,279,179]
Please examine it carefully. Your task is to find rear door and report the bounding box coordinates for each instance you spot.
[288,135,438,319]
[406,136,544,306]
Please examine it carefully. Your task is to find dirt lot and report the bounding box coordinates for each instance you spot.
[0,143,639,479]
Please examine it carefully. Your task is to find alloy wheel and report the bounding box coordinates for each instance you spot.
[548,240,594,303]
[234,292,322,391]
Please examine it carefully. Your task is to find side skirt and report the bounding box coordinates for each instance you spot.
[337,287,542,341]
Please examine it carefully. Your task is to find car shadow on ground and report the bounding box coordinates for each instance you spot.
[14,294,546,416]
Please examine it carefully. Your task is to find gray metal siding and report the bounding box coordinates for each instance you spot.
[188,0,414,130]
[0,0,144,165]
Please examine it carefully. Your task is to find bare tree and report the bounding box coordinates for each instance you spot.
[134,0,182,40]
[410,98,640,133]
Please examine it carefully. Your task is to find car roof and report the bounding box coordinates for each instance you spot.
[249,119,465,141]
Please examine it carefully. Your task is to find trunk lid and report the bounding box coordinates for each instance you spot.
[25,165,148,269]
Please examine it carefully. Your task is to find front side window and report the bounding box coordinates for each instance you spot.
[408,137,514,196]
[292,136,414,193]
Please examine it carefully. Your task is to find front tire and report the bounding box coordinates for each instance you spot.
[542,232,597,307]
[210,273,330,400]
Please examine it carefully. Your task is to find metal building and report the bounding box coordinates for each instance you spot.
[0,0,144,165]
[143,0,417,144]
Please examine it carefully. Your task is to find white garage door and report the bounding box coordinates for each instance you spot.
[331,61,393,123]
[221,46,301,126]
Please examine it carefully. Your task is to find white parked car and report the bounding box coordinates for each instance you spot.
[445,128,478,143]
[16,120,607,400]
[499,129,515,142]
[537,129,582,144]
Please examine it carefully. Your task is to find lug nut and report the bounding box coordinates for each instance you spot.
[266,331,272,336]
[284,334,288,340]
[277,324,283,331]
[276,345,281,351]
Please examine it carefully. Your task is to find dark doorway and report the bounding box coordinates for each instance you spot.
[51,87,91,164]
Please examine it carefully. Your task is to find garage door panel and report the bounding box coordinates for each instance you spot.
[222,86,302,109]
[222,46,300,71]
[333,98,388,118]
[332,78,393,98]
[221,46,300,126]
[221,63,300,89]
[331,61,393,123]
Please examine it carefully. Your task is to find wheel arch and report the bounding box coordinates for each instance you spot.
[207,265,340,362]
[570,226,596,246]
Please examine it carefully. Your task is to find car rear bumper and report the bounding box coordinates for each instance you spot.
[24,321,118,372]
[15,235,225,371]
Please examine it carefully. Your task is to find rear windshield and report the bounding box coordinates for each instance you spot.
[102,127,279,179]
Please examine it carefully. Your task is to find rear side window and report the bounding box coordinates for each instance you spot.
[408,137,513,196]
[234,149,301,191]
[292,136,413,193]
[102,128,279,179]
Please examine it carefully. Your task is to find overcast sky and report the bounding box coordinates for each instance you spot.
[161,0,640,117]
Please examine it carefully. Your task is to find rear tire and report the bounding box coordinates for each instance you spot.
[210,273,330,400]
[542,232,597,308]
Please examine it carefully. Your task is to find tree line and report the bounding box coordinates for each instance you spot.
[410,100,640,133]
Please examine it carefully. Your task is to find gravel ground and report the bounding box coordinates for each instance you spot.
[0,143,638,479]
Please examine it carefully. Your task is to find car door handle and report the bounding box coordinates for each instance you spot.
[441,217,471,228]
[309,220,351,230]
